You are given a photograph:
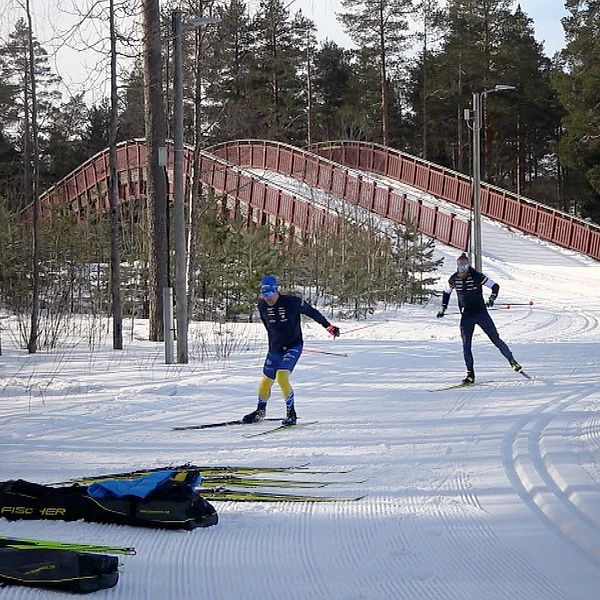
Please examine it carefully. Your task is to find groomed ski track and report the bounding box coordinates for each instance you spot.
[4,144,600,598]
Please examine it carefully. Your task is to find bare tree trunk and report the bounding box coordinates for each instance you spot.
[457,52,463,171]
[483,5,492,181]
[109,0,123,349]
[188,13,205,317]
[306,29,313,146]
[378,2,389,146]
[25,0,40,354]
[142,0,169,341]
[421,8,428,159]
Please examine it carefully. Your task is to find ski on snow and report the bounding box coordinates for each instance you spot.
[173,418,282,431]
[429,369,533,392]
[44,463,362,503]
[200,487,364,503]
[50,464,355,487]
[243,421,318,438]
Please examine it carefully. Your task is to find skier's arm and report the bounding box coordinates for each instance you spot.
[300,299,339,335]
[438,278,454,317]
[258,303,269,330]
[482,277,500,306]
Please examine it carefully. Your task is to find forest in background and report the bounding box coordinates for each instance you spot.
[1,0,598,220]
[0,0,598,353]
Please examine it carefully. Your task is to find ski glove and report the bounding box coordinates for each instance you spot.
[486,294,497,307]
[436,308,446,318]
[327,324,340,338]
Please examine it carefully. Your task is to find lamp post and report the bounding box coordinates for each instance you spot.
[468,84,515,271]
[172,9,220,364]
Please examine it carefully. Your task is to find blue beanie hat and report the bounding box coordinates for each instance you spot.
[260,275,279,297]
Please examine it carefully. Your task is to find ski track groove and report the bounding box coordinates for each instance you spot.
[452,467,484,512]
[326,497,400,595]
[583,411,600,450]
[529,395,600,539]
[295,501,331,600]
[408,467,572,600]
[502,388,600,571]
[358,497,448,600]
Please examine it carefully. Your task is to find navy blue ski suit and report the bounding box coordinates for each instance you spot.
[441,267,515,372]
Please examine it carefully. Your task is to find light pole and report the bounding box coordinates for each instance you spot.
[172,9,220,364]
[467,84,515,271]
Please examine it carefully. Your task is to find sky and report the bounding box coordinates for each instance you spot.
[276,0,568,56]
[0,0,569,105]
[2,144,600,598]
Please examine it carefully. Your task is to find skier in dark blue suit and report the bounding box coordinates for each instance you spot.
[243,275,340,425]
[437,253,521,385]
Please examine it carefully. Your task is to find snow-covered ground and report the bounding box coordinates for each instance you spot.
[2,209,600,598]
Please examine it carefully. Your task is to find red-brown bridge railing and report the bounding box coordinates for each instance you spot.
[20,139,471,251]
[309,141,600,262]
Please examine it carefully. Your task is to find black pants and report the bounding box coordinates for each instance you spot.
[460,311,514,372]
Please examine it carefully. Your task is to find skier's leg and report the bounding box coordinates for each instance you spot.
[277,345,302,424]
[243,352,277,422]
[478,312,515,363]
[258,375,274,405]
[259,350,279,408]
[276,369,294,409]
[460,315,476,374]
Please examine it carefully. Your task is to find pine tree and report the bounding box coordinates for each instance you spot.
[44,94,89,182]
[312,41,353,140]
[0,18,61,208]
[206,0,256,141]
[250,0,310,143]
[84,100,111,156]
[119,62,146,140]
[555,0,600,222]
[339,0,415,146]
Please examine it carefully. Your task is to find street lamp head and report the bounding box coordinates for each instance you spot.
[183,17,221,30]
[493,84,516,92]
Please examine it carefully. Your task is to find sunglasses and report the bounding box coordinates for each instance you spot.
[457,263,470,271]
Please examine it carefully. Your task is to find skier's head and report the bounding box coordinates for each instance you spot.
[456,253,470,277]
[260,275,280,303]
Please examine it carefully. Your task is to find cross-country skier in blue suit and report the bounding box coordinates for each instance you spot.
[243,275,340,426]
[437,253,522,385]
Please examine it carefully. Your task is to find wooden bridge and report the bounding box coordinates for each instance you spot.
[21,139,600,262]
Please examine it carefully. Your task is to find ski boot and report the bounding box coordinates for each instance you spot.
[510,359,522,373]
[281,406,297,426]
[243,404,266,423]
[462,371,475,386]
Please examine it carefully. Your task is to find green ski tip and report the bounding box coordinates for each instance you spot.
[0,536,136,555]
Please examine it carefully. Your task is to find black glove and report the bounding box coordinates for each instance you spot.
[486,295,497,307]
[436,308,446,318]
[327,324,340,338]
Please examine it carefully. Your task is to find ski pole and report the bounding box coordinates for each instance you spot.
[341,320,389,335]
[304,347,348,357]
[496,300,534,309]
